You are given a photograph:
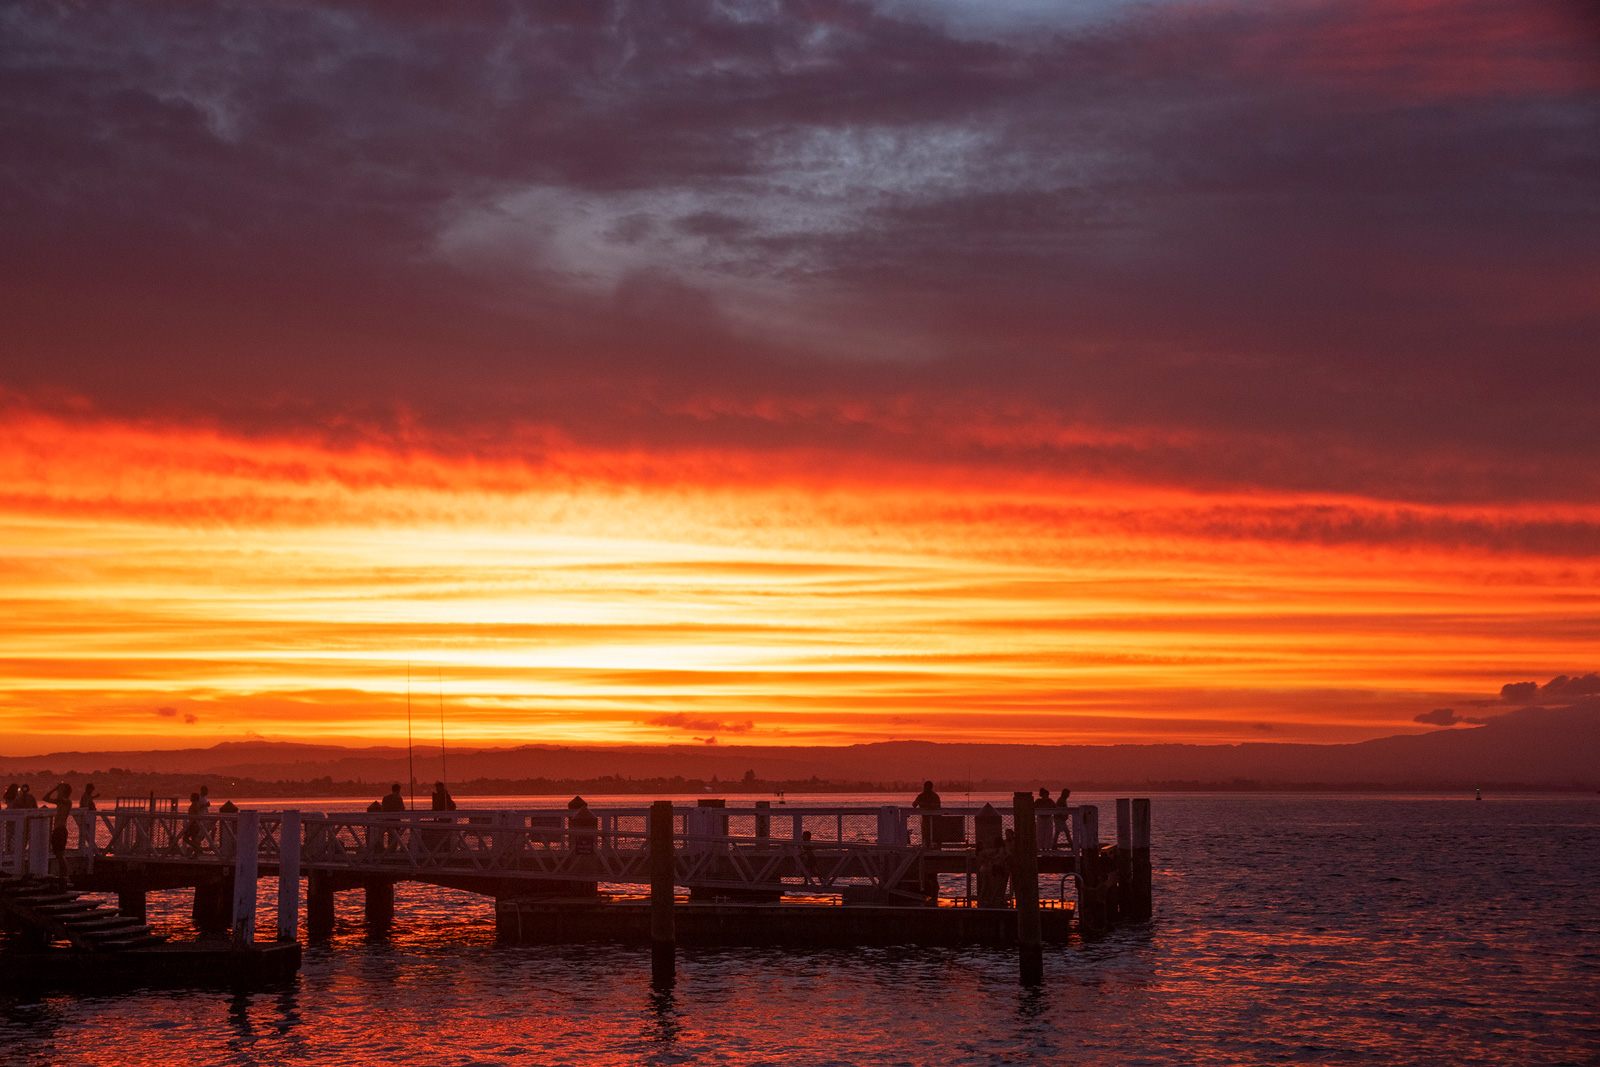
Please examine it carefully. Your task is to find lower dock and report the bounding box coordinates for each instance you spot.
[498,897,1076,946]
[1,940,302,990]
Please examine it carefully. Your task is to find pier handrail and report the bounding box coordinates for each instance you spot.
[68,801,1095,902]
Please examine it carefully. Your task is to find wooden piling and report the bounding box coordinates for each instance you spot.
[364,878,395,932]
[278,810,301,942]
[231,810,260,947]
[117,886,147,923]
[1114,798,1133,925]
[1131,797,1152,922]
[649,800,676,986]
[193,875,233,934]
[1012,791,1043,985]
[1073,804,1106,934]
[306,868,336,939]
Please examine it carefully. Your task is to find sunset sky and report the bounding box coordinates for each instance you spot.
[2,0,1597,755]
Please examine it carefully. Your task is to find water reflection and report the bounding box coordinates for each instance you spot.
[0,796,1595,1066]
[643,988,683,1046]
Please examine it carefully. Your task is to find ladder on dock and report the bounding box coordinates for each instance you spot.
[0,878,167,951]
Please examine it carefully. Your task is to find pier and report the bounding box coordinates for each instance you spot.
[1,795,1152,985]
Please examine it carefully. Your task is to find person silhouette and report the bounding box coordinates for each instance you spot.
[41,782,72,883]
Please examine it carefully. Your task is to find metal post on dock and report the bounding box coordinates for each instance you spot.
[649,800,675,986]
[364,878,395,932]
[1073,804,1106,934]
[27,816,50,879]
[307,869,335,939]
[1131,798,1152,922]
[232,810,260,947]
[278,810,301,942]
[1012,791,1043,985]
[1115,798,1133,924]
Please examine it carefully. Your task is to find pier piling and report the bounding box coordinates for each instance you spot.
[649,800,675,987]
[364,878,395,932]
[1012,791,1043,985]
[231,810,260,947]
[117,886,147,923]
[193,875,233,935]
[278,810,301,942]
[1114,798,1133,924]
[1073,805,1106,934]
[1131,798,1152,922]
[306,869,335,939]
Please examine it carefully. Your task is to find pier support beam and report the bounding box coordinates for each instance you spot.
[1012,791,1043,985]
[306,869,336,939]
[278,810,301,942]
[364,878,395,933]
[650,800,676,987]
[1073,805,1106,935]
[117,886,147,923]
[1131,798,1152,922]
[1114,799,1134,925]
[232,809,260,947]
[193,874,234,935]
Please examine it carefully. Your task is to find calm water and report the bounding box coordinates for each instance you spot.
[2,793,1597,1066]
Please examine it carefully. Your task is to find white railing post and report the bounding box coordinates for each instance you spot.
[232,810,260,946]
[27,815,50,878]
[877,806,907,847]
[277,810,301,942]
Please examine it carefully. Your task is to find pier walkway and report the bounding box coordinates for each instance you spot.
[1,798,1151,972]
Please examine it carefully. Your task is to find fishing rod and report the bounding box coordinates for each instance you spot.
[406,661,415,811]
[438,668,447,790]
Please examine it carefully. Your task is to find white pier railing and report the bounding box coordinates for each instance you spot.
[12,803,1100,900]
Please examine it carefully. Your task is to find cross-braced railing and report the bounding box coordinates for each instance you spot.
[72,803,1096,899]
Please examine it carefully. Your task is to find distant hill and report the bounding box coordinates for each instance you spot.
[2,702,1595,790]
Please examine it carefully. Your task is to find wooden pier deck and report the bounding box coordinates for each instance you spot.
[2,796,1152,985]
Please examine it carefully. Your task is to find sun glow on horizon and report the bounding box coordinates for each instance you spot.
[1,410,1596,755]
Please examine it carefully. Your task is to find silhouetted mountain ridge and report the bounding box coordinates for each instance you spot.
[2,702,1594,788]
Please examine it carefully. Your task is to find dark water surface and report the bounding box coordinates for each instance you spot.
[3,794,1597,1066]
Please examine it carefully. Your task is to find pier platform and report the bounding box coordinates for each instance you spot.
[497,896,1076,946]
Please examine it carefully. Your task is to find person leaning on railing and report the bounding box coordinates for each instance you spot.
[41,782,73,883]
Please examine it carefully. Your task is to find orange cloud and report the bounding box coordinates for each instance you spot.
[1,407,1596,754]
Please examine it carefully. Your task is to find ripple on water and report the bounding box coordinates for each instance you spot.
[2,794,1598,1066]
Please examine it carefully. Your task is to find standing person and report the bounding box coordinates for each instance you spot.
[76,782,99,858]
[1054,787,1072,850]
[41,782,72,883]
[16,784,37,809]
[1035,787,1056,849]
[197,785,211,814]
[912,781,940,849]
[182,792,204,855]
[2,784,16,854]
[379,783,406,853]
[430,782,456,811]
[1001,828,1018,904]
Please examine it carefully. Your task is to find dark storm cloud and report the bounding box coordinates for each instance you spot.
[1501,673,1600,704]
[1412,707,1492,727]
[2,0,1598,500]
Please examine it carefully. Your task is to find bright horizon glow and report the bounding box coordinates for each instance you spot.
[2,409,1593,756]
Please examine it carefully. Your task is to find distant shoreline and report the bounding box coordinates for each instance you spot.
[2,771,1593,799]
